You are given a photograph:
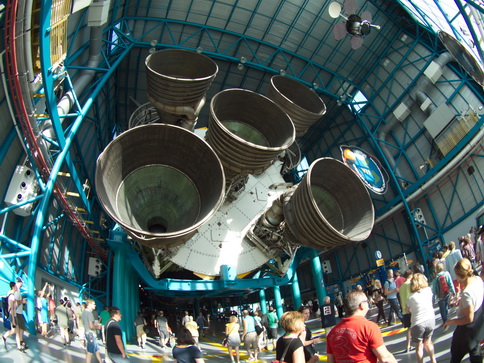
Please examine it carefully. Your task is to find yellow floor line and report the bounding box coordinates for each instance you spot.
[126,325,406,362]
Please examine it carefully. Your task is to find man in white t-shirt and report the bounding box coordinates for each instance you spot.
[82,299,103,362]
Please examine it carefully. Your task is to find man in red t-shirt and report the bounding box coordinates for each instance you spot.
[326,291,396,363]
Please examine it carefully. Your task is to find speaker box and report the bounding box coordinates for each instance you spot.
[4,165,39,217]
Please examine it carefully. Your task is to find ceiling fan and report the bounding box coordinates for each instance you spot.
[329,0,381,50]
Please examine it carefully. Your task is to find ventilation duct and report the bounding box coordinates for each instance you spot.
[377,51,453,182]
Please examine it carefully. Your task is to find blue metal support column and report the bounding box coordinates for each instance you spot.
[259,289,267,314]
[108,232,138,343]
[310,249,326,303]
[26,14,134,331]
[273,286,283,320]
[129,266,139,341]
[121,17,348,101]
[291,271,302,309]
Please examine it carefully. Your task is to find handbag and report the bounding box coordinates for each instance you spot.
[253,316,263,335]
[271,338,294,363]
[223,324,236,347]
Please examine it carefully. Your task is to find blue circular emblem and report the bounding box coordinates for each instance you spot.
[340,145,388,194]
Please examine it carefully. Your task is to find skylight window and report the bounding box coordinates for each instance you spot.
[295,156,310,181]
[109,23,121,53]
[350,90,368,113]
[399,0,483,67]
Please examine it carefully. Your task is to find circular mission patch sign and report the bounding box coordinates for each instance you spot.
[340,145,388,195]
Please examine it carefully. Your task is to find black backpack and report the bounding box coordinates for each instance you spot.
[261,314,269,328]
[2,295,11,319]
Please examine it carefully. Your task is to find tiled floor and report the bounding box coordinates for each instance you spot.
[0,305,468,362]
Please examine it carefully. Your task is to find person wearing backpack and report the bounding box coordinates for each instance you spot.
[2,282,17,350]
[384,269,404,326]
[445,241,463,294]
[432,262,455,331]
[241,309,258,361]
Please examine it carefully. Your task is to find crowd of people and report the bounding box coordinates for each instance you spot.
[2,226,484,362]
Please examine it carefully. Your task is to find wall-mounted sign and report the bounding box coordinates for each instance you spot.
[340,145,388,194]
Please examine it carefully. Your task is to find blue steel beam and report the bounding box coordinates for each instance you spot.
[26,1,134,329]
[377,118,484,216]
[110,227,314,295]
[120,17,348,100]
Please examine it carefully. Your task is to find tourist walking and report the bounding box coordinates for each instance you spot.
[432,262,455,328]
[82,299,103,363]
[105,307,129,362]
[444,258,484,362]
[406,273,437,363]
[384,269,404,326]
[372,280,386,324]
[225,315,241,363]
[172,327,204,363]
[155,310,170,349]
[275,311,306,363]
[134,312,147,349]
[298,305,320,363]
[241,310,258,361]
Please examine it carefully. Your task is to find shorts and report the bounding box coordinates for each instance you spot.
[402,313,411,328]
[86,332,100,353]
[227,334,241,347]
[158,329,169,340]
[244,331,258,349]
[267,327,278,339]
[16,313,27,331]
[136,324,146,338]
[411,319,435,343]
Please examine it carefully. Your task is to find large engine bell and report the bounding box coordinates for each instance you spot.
[283,158,374,249]
[267,75,326,137]
[206,88,295,180]
[95,124,225,249]
[145,49,218,129]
